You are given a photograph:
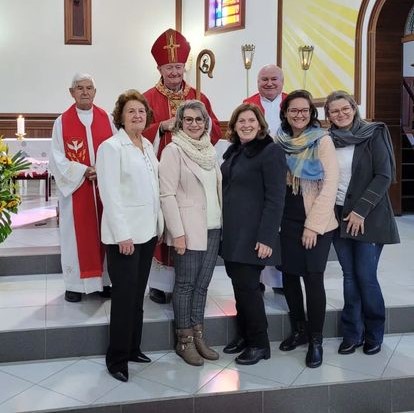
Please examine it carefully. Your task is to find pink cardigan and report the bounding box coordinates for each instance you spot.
[159,143,222,251]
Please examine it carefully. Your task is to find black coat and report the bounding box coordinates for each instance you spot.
[220,135,287,266]
[339,126,400,244]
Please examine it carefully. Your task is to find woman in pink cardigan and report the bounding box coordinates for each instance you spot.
[158,100,222,367]
[275,90,339,368]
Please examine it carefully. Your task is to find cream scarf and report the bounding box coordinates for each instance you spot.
[172,129,216,170]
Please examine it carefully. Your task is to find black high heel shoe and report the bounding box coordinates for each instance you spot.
[223,337,247,354]
[108,369,128,382]
[130,350,151,363]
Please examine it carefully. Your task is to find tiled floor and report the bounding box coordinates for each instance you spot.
[0,183,414,412]
[0,334,414,412]
[1,218,414,330]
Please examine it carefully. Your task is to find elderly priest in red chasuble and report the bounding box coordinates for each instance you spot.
[143,28,221,304]
[49,73,117,303]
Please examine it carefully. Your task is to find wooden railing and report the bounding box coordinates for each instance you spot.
[0,114,58,139]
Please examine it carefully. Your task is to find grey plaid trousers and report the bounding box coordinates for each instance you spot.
[173,229,221,328]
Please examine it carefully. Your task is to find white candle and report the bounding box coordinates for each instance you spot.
[17,115,25,135]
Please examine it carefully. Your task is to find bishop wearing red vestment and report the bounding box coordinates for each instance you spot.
[143,28,221,304]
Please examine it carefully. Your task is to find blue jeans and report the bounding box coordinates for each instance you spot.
[333,234,384,345]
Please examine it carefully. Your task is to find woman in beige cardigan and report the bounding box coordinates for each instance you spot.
[159,100,222,366]
[275,90,339,368]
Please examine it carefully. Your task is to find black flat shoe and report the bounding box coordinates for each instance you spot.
[223,337,247,354]
[149,288,167,304]
[130,351,151,363]
[65,290,82,303]
[98,286,111,298]
[338,340,363,355]
[235,346,271,365]
[279,331,308,351]
[363,342,381,355]
[109,370,128,382]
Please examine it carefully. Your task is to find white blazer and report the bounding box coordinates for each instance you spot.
[96,128,163,245]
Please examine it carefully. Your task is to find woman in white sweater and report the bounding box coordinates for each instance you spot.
[96,90,163,382]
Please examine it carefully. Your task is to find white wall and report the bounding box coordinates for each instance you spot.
[2,0,414,121]
[182,0,278,121]
[0,0,175,114]
[0,0,281,121]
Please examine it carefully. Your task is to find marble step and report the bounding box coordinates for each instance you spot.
[1,302,414,364]
[0,250,61,276]
[0,249,229,276]
[0,334,414,413]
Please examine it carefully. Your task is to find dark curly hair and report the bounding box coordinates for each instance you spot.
[280,89,320,136]
[112,89,153,130]
[226,103,269,144]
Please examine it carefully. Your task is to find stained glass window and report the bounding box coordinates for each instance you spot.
[205,0,245,35]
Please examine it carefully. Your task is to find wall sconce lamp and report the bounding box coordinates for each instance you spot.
[241,44,255,97]
[299,45,314,70]
[298,45,314,89]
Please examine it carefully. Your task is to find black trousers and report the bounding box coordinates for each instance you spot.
[106,236,157,373]
[282,271,326,334]
[224,261,268,348]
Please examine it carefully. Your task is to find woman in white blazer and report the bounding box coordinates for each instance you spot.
[159,100,222,366]
[96,90,163,383]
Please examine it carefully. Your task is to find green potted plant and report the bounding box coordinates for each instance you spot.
[0,137,31,243]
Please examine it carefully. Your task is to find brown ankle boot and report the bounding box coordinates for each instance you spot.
[176,328,204,366]
[193,324,219,360]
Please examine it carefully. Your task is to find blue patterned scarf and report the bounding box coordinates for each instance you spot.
[275,126,326,194]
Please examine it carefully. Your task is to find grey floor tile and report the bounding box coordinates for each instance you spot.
[122,398,193,413]
[1,255,47,276]
[45,254,62,273]
[391,377,414,412]
[263,386,329,413]
[203,316,228,346]
[329,380,392,413]
[141,320,172,352]
[195,391,262,413]
[46,326,107,359]
[0,330,45,362]
[388,307,414,334]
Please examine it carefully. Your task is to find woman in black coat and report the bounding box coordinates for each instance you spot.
[324,91,400,356]
[221,103,286,365]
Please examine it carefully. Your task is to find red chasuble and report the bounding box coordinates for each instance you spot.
[61,104,113,278]
[143,81,222,267]
[243,92,288,113]
[143,81,221,159]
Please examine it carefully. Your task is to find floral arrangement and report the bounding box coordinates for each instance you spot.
[0,137,31,243]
